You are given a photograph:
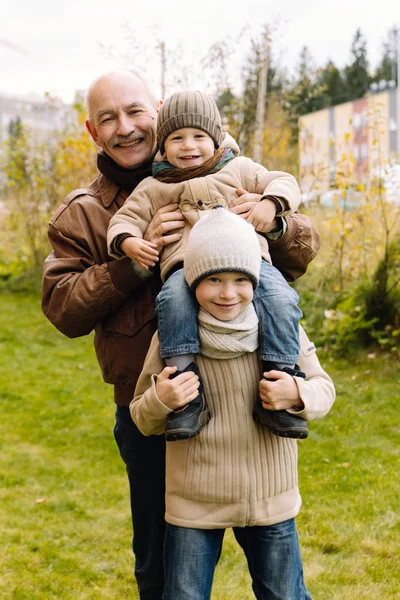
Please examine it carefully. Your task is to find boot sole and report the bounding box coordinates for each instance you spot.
[253,411,309,439]
[165,410,211,442]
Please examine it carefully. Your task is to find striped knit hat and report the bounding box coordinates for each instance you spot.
[157,90,223,153]
[184,207,261,291]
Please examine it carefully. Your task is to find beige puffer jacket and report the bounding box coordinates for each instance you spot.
[107,141,301,282]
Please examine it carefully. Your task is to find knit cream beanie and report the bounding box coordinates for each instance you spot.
[157,90,223,153]
[184,207,261,290]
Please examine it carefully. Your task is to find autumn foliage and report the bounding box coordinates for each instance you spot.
[0,100,97,282]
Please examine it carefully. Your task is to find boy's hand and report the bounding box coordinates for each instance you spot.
[155,366,200,411]
[120,237,159,270]
[259,370,303,411]
[230,189,278,232]
[144,202,185,253]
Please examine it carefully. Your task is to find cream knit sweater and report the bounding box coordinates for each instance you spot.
[131,326,335,529]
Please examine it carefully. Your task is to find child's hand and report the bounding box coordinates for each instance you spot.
[120,237,159,270]
[230,188,260,219]
[259,370,303,411]
[155,366,200,410]
[245,198,277,232]
[231,190,278,232]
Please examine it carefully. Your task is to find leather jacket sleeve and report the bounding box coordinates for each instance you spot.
[268,213,320,282]
[41,221,152,339]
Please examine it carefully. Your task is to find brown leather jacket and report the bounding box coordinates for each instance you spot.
[42,172,320,406]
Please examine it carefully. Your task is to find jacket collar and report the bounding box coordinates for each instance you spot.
[97,173,125,208]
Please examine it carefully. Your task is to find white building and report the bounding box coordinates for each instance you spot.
[0,92,75,144]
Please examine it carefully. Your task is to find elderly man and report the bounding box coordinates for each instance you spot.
[41,69,320,599]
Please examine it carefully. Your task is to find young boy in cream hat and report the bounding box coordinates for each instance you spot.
[131,207,335,600]
[108,90,308,441]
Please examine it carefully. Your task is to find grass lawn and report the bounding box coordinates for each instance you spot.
[1,292,399,599]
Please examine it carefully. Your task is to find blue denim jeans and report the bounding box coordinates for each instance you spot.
[114,405,166,600]
[163,519,312,600]
[156,262,302,363]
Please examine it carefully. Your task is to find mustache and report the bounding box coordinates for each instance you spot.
[111,132,143,148]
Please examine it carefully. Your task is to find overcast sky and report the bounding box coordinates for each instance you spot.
[2,0,399,104]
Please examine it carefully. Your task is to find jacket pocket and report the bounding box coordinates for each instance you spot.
[103,288,157,336]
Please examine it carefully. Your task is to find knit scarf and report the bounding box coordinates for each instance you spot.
[198,304,259,359]
[97,150,153,194]
[151,148,235,183]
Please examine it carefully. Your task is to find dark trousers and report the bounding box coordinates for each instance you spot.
[114,405,166,600]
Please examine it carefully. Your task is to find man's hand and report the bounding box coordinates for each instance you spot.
[230,188,278,232]
[155,366,200,410]
[144,203,185,253]
[120,237,159,270]
[259,370,303,411]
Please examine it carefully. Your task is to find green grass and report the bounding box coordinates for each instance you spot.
[1,293,399,599]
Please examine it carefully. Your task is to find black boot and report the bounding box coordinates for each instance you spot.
[253,364,309,439]
[165,362,211,442]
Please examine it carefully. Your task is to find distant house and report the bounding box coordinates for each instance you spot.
[298,81,399,201]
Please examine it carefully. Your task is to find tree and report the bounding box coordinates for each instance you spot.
[285,46,325,142]
[344,28,371,100]
[1,101,96,278]
[5,117,29,189]
[372,26,398,84]
[232,32,289,158]
[262,96,299,175]
[315,60,347,108]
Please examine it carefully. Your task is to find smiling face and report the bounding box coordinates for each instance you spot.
[195,272,254,321]
[86,71,159,169]
[163,127,215,168]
